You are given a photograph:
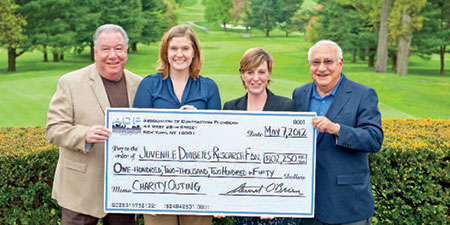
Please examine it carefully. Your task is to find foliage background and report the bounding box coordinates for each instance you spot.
[0,0,449,224]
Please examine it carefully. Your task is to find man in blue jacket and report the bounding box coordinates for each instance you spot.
[293,40,383,225]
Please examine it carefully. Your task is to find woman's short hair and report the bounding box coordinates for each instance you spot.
[157,24,202,80]
[239,48,273,85]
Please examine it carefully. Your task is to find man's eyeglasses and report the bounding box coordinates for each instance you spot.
[309,58,340,68]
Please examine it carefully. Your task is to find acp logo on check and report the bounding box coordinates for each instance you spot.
[112,116,141,126]
[111,116,142,134]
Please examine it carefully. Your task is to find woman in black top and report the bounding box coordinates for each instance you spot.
[223,48,298,225]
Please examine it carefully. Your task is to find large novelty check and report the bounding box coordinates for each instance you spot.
[104,108,317,217]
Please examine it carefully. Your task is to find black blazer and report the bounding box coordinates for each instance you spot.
[223,89,295,111]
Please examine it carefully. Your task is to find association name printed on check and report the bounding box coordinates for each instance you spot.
[104,108,317,217]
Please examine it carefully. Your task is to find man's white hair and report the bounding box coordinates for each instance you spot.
[93,24,128,49]
[308,40,343,61]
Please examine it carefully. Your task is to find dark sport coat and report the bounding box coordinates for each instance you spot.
[292,74,384,224]
[224,89,299,225]
[223,89,295,111]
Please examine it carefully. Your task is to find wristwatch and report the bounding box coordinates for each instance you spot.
[334,123,340,136]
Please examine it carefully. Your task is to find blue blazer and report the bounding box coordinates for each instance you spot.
[292,75,383,224]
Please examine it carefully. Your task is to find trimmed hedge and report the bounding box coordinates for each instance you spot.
[0,127,60,224]
[1,119,449,224]
[370,119,450,224]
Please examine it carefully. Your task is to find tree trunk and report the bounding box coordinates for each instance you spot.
[440,45,445,74]
[390,51,397,73]
[132,42,137,52]
[264,13,270,37]
[223,22,227,31]
[60,53,64,61]
[286,31,288,37]
[375,0,393,73]
[53,52,60,62]
[396,11,412,77]
[351,50,357,63]
[90,41,95,61]
[43,45,48,62]
[368,47,376,67]
[359,48,366,61]
[7,47,16,72]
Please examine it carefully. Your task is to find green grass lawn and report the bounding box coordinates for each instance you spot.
[0,0,449,126]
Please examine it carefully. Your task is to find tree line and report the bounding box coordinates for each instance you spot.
[0,0,182,72]
[1,0,448,75]
[203,0,449,76]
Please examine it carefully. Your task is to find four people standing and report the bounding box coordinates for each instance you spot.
[47,22,382,225]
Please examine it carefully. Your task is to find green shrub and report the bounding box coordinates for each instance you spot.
[1,120,449,224]
[0,127,60,224]
[370,119,450,224]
